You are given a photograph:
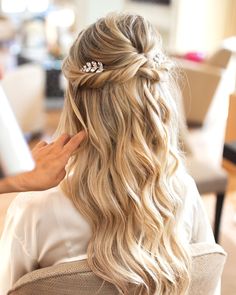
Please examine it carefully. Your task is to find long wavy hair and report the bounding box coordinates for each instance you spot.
[57,13,190,295]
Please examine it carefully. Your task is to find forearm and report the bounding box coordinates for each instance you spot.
[0,178,14,194]
[0,176,25,194]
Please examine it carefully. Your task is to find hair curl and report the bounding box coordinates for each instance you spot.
[57,13,190,295]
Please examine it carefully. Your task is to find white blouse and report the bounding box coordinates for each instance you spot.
[0,175,216,295]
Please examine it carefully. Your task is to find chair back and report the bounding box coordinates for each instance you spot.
[188,243,226,295]
[180,40,236,128]
[207,48,234,69]
[1,64,45,133]
[179,43,236,165]
[8,243,226,295]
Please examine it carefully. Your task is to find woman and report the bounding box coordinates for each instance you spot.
[0,13,215,295]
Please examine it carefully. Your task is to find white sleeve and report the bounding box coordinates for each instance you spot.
[0,194,38,295]
[183,175,215,244]
[191,192,221,295]
[192,191,215,244]
[183,175,221,295]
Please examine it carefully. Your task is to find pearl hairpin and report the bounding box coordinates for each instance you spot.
[153,52,168,67]
[81,61,104,73]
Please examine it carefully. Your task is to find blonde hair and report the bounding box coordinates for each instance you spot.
[58,13,190,295]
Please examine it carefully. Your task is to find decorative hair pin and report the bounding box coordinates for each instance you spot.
[153,52,168,67]
[80,53,170,75]
[153,52,172,70]
[81,61,104,73]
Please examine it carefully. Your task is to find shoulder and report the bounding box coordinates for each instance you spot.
[8,186,63,211]
[180,173,215,243]
[3,187,71,250]
[6,187,66,230]
[178,173,201,239]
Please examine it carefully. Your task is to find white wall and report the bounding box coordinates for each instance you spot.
[73,0,125,32]
[124,0,174,49]
[124,0,172,31]
[1,0,231,54]
[124,0,230,54]
[174,0,229,54]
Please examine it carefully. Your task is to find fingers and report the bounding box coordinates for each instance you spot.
[54,133,71,147]
[33,134,72,153]
[63,131,86,157]
[32,132,85,164]
[33,140,48,149]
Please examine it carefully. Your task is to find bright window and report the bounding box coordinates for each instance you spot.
[2,0,49,14]
[27,0,49,13]
[2,0,27,13]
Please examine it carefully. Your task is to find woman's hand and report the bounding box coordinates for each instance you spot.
[0,132,85,193]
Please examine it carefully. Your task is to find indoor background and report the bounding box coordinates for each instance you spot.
[0,0,236,294]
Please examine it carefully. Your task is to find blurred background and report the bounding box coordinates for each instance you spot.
[0,0,236,294]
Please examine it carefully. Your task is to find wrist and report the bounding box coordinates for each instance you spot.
[0,174,28,193]
[0,177,16,194]
[9,173,29,192]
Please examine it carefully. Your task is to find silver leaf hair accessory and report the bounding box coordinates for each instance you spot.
[81,61,104,73]
[153,52,172,70]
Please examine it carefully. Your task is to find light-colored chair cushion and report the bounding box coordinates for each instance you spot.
[177,45,236,127]
[8,243,226,295]
[0,17,15,42]
[178,59,223,126]
[1,64,45,134]
[186,157,228,195]
[8,259,118,295]
[189,243,226,295]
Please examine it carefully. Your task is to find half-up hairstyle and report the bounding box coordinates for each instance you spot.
[57,13,190,295]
